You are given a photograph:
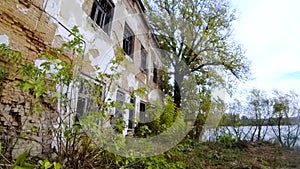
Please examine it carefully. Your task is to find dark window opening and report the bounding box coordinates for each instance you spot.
[90,0,114,34]
[141,46,147,73]
[123,24,135,58]
[139,102,146,123]
[128,97,135,129]
[153,67,158,83]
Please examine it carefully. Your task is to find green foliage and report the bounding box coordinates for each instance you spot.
[11,151,61,169]
[0,25,190,169]
[139,125,152,136]
[0,43,22,85]
[131,87,147,98]
[38,159,61,169]
[145,0,251,108]
[17,48,73,99]
[13,151,35,169]
[142,155,186,169]
[220,113,241,127]
[57,26,84,55]
[112,118,126,133]
[134,95,178,137]
[160,95,177,128]
[0,43,22,64]
[217,133,238,148]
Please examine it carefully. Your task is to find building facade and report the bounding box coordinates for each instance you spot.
[0,0,163,157]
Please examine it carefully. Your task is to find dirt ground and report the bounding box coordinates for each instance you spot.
[175,142,300,169]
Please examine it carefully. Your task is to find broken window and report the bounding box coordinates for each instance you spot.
[76,79,103,119]
[90,0,114,34]
[141,46,147,73]
[123,23,135,58]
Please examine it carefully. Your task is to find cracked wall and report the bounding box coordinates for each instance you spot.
[44,0,163,135]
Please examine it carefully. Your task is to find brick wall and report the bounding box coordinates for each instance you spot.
[0,0,57,60]
[0,0,58,159]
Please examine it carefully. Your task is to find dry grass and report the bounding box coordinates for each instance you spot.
[172,142,300,169]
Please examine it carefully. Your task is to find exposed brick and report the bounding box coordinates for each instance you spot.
[0,0,58,158]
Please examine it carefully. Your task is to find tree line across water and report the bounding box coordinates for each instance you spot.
[214,89,300,148]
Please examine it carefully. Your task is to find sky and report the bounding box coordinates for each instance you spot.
[231,0,300,93]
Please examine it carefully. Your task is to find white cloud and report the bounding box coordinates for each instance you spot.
[232,0,300,93]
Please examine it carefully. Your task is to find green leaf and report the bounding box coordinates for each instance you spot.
[53,92,62,99]
[38,160,44,166]
[14,151,28,166]
[22,82,32,91]
[23,162,36,168]
[44,161,53,169]
[54,162,61,169]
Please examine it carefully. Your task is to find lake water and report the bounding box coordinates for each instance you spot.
[201,125,300,148]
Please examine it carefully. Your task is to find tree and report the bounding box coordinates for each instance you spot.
[223,100,244,140]
[145,0,251,107]
[247,89,273,142]
[271,90,300,147]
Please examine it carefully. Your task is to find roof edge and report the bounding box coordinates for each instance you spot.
[137,0,146,12]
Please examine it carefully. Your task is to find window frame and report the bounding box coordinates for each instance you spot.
[128,97,135,130]
[139,101,147,123]
[141,46,148,73]
[90,0,115,35]
[123,23,135,58]
[115,90,126,119]
[76,78,104,120]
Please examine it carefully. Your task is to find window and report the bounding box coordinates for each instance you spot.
[123,24,135,58]
[76,79,103,119]
[128,97,135,129]
[90,0,114,34]
[115,90,125,119]
[139,102,147,123]
[112,90,126,133]
[141,46,147,73]
[153,66,158,83]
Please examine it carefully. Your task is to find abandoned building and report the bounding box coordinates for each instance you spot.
[0,0,163,157]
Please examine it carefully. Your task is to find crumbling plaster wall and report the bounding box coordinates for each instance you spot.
[46,0,163,134]
[0,0,163,153]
